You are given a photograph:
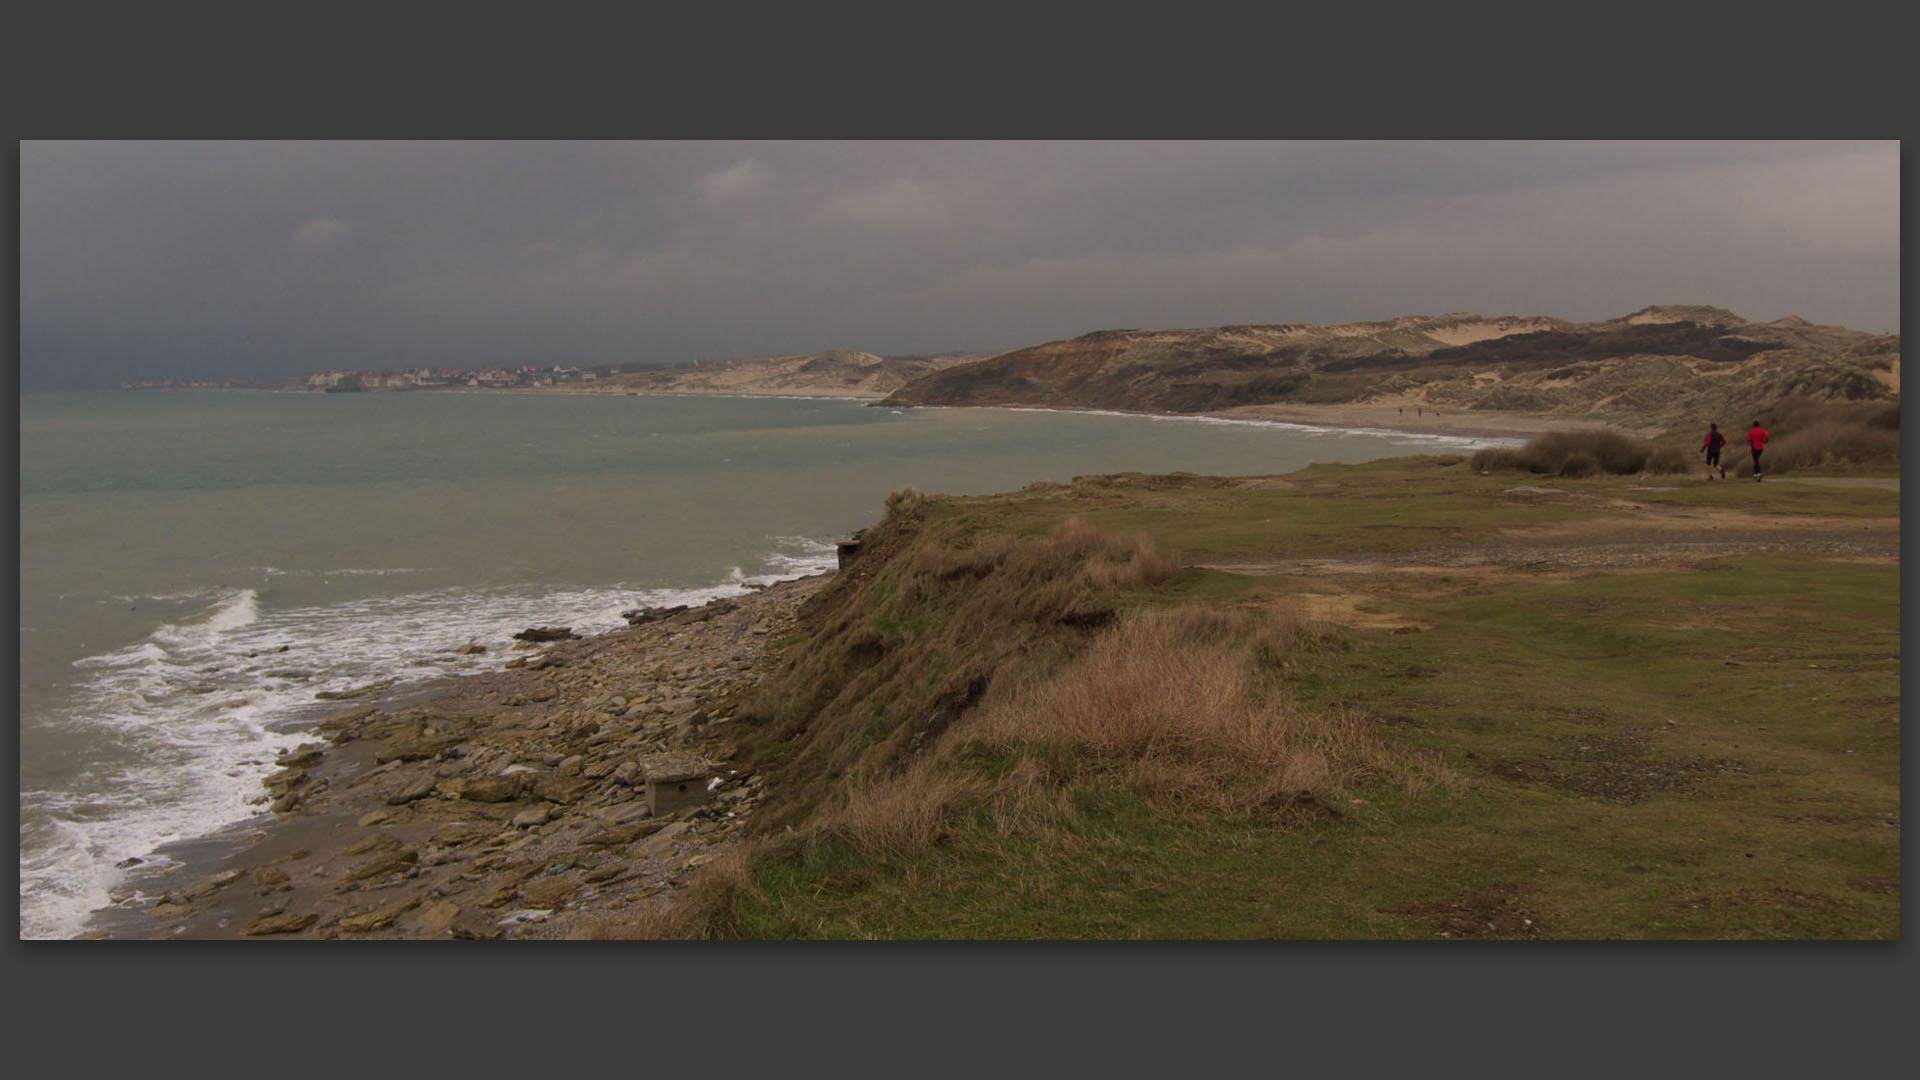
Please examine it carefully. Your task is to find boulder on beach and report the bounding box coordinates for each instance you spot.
[243,909,317,935]
[275,743,328,768]
[513,627,579,642]
[461,776,525,803]
[338,895,421,934]
[375,733,465,763]
[315,679,395,701]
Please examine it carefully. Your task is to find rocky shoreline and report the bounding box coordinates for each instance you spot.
[77,574,828,940]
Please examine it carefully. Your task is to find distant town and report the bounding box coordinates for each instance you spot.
[119,363,628,392]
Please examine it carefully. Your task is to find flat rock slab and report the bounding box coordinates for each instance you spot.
[243,910,317,935]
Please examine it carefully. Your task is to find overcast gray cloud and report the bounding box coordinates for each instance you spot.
[18,140,1899,389]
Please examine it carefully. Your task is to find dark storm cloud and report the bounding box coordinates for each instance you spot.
[19,140,1899,389]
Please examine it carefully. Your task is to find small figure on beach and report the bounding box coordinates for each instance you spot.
[1398,407,1403,416]
[1416,406,1423,416]
[1746,420,1770,481]
[1701,423,1728,479]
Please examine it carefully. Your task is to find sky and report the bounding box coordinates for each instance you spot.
[17,140,1901,390]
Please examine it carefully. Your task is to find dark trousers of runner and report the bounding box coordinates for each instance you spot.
[1751,447,1764,476]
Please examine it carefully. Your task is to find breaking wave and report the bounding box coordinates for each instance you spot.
[18,538,840,940]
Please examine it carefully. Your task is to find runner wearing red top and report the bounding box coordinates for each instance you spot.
[1746,421,1770,482]
[1701,423,1727,479]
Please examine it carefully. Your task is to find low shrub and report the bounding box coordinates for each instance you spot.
[884,485,925,517]
[1558,452,1601,478]
[1728,397,1903,475]
[1473,430,1696,476]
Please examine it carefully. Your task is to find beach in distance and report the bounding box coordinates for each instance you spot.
[443,377,1655,442]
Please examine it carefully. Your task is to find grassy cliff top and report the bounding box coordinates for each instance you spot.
[622,453,1899,940]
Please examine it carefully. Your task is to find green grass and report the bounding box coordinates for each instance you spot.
[715,457,1899,939]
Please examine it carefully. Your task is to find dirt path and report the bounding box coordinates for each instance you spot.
[1769,476,1901,490]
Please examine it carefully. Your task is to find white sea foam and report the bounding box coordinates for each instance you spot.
[18,538,842,939]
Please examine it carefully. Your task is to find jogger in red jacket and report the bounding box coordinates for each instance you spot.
[1746,421,1770,481]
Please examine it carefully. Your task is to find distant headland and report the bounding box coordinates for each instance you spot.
[119,304,1899,435]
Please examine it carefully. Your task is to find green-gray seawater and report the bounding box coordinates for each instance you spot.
[18,389,1503,938]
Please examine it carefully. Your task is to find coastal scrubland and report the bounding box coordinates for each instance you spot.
[604,449,1899,940]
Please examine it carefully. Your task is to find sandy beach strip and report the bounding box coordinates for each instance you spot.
[1202,401,1662,441]
[507,383,1653,442]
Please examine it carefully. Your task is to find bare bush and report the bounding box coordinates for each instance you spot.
[1042,517,1108,558]
[1469,446,1524,471]
[1084,532,1179,589]
[884,485,926,518]
[1475,429,1702,476]
[1763,418,1901,473]
[1644,445,1692,474]
[1558,452,1601,478]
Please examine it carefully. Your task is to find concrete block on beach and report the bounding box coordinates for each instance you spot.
[638,753,712,817]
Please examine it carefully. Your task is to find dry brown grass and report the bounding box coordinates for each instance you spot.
[959,605,1449,816]
[660,511,1459,931]
[1047,518,1179,589]
[817,761,987,862]
[735,510,1187,828]
[755,601,1457,870]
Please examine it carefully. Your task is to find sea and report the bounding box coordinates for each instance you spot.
[17,388,1510,938]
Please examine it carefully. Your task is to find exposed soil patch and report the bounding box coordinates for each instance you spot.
[1384,883,1543,937]
[1487,731,1746,803]
[1846,876,1899,897]
[1718,887,1842,913]
[1289,592,1430,632]
[1541,707,1619,728]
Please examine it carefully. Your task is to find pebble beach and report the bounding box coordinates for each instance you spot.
[77,574,828,940]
